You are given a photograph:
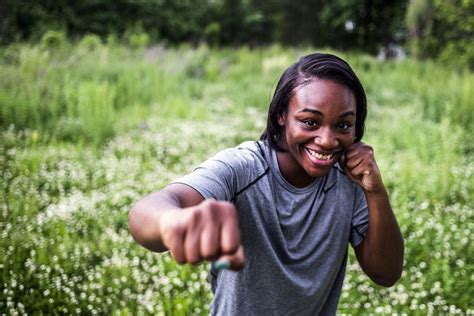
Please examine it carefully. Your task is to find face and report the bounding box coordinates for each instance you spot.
[276,79,356,187]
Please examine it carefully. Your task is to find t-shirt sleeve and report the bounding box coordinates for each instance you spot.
[350,185,369,247]
[171,146,260,202]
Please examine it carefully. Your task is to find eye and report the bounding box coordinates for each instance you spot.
[337,122,352,131]
[303,120,318,128]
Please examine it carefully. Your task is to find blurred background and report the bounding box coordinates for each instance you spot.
[1,0,473,67]
[0,0,473,315]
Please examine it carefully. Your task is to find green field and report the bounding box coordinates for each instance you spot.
[1,42,473,315]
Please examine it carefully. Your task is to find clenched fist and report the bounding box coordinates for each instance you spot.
[342,142,385,195]
[158,199,245,270]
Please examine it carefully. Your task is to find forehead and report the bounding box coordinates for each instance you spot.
[290,79,356,114]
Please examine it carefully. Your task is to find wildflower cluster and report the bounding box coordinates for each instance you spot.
[1,116,263,314]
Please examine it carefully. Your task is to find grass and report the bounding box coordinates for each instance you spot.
[0,41,473,314]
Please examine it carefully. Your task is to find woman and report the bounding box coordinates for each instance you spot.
[129,53,404,315]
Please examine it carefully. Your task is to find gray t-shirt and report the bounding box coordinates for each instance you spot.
[173,140,368,315]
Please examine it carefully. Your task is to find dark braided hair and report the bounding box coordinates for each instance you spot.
[260,53,367,150]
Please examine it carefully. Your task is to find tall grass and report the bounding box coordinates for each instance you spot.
[0,41,473,314]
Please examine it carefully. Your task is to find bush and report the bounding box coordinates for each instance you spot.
[40,30,67,50]
[78,34,102,52]
[406,0,474,69]
[127,32,150,50]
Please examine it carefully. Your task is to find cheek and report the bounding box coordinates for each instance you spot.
[342,134,355,149]
[286,123,306,138]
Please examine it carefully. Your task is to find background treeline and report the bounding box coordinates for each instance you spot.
[1,0,472,68]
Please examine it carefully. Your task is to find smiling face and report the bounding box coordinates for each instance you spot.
[276,79,357,187]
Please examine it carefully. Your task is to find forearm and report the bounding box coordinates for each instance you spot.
[129,184,243,268]
[358,188,404,286]
[129,190,181,252]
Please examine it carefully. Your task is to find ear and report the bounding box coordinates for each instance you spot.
[277,112,286,126]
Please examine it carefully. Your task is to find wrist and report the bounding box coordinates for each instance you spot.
[363,184,388,199]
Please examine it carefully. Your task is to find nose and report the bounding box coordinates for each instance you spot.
[314,127,338,149]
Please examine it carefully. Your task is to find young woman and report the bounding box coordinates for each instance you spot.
[129,53,404,315]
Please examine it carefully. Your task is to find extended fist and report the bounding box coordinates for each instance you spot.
[158,199,244,270]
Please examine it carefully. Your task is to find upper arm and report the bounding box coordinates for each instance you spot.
[354,238,368,268]
[163,183,205,208]
[354,233,386,285]
[349,186,369,247]
[130,183,204,226]
[350,185,371,277]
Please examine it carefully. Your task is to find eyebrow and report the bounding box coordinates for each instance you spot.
[299,108,323,115]
[339,111,356,117]
[298,108,356,117]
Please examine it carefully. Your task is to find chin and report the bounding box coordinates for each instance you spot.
[306,166,332,178]
[302,152,341,178]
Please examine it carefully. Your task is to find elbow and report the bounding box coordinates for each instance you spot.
[128,201,142,230]
[128,201,150,245]
[371,268,403,287]
[359,235,405,288]
[128,202,142,242]
[368,254,404,287]
[128,200,167,253]
[373,275,400,288]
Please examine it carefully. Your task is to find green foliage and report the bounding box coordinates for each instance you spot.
[262,0,407,53]
[1,44,473,314]
[406,0,474,69]
[127,32,150,50]
[78,34,102,52]
[0,1,408,52]
[4,0,472,69]
[40,30,67,50]
[0,40,224,144]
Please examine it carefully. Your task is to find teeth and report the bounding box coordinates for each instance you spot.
[307,148,334,160]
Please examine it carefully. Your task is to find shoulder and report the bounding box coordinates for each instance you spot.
[174,141,270,201]
[212,140,269,173]
[219,140,267,158]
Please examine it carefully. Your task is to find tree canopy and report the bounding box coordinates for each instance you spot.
[1,0,472,67]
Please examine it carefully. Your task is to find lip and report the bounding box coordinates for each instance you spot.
[303,146,340,166]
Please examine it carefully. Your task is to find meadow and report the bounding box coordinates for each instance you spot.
[0,38,473,315]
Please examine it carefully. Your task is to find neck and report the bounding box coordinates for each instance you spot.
[276,151,315,188]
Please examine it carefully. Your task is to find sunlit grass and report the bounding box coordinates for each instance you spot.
[0,42,473,314]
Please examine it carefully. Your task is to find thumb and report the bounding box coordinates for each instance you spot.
[344,165,361,185]
[212,245,245,271]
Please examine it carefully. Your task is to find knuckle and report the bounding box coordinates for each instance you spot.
[201,205,219,224]
[171,251,185,264]
[223,243,239,254]
[221,202,236,216]
[202,248,217,260]
[176,258,186,264]
[167,222,184,237]
[188,208,202,225]
[202,200,219,215]
[203,198,217,207]
[184,246,199,264]
[206,202,219,215]
[188,256,200,265]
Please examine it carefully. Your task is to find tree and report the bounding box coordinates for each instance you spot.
[406,0,474,69]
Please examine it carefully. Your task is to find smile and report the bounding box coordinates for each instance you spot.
[305,147,335,161]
